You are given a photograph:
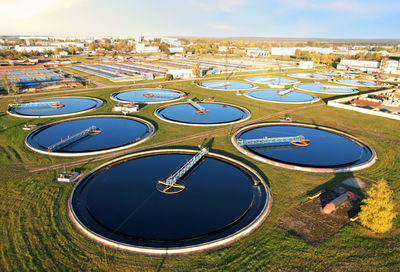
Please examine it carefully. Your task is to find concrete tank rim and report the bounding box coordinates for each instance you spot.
[67,148,272,256]
[244,89,320,104]
[197,80,258,91]
[24,114,155,157]
[110,88,186,104]
[231,122,377,173]
[244,77,300,85]
[153,100,252,127]
[6,96,104,119]
[293,84,359,95]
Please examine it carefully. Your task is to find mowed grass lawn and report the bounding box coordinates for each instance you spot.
[0,70,399,271]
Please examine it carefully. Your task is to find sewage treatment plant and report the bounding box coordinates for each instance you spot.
[1,60,397,270]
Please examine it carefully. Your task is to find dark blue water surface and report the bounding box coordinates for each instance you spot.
[156,103,249,124]
[111,89,182,103]
[11,98,102,117]
[71,153,267,247]
[245,90,319,103]
[237,125,373,168]
[27,117,151,153]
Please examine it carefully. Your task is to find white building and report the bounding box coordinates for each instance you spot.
[161,37,181,47]
[135,43,160,53]
[169,47,184,53]
[51,42,85,48]
[299,61,314,69]
[337,59,380,73]
[381,59,400,74]
[218,46,228,52]
[271,47,333,56]
[168,69,193,79]
[246,48,269,57]
[14,45,56,52]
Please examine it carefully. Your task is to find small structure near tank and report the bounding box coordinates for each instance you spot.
[22,122,38,131]
[112,103,139,113]
[280,115,292,123]
[322,191,355,214]
[56,166,80,183]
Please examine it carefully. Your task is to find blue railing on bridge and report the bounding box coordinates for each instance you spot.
[237,135,306,146]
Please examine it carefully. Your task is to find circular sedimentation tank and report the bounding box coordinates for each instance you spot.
[245,89,319,104]
[245,77,298,85]
[68,149,272,255]
[7,97,103,118]
[294,84,358,94]
[232,123,376,173]
[110,89,185,104]
[335,79,377,87]
[287,73,332,80]
[155,101,250,126]
[25,115,155,157]
[199,80,256,91]
[317,70,343,76]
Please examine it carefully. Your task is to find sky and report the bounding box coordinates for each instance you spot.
[0,0,399,38]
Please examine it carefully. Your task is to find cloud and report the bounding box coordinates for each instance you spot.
[190,0,247,12]
[278,0,400,16]
[0,0,85,19]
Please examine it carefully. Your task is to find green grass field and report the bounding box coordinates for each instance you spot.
[0,69,399,271]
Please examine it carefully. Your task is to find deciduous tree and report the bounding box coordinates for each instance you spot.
[359,179,397,233]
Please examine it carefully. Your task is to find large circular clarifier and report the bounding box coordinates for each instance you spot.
[68,149,271,255]
[335,79,377,87]
[110,89,184,104]
[155,101,250,126]
[25,115,155,156]
[287,73,332,80]
[245,89,319,104]
[232,123,376,173]
[245,77,298,85]
[199,81,256,90]
[295,84,358,94]
[7,97,103,118]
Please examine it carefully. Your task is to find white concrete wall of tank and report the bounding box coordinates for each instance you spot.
[231,122,377,173]
[334,79,377,87]
[6,96,104,119]
[244,78,300,85]
[24,115,155,157]
[67,149,272,256]
[243,91,321,104]
[154,101,251,127]
[197,81,258,91]
[293,84,359,95]
[109,88,186,104]
[327,92,400,121]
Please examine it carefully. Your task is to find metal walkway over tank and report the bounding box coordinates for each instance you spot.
[276,90,292,96]
[47,126,100,152]
[144,91,179,98]
[188,99,208,112]
[9,101,61,109]
[237,135,310,147]
[157,147,209,194]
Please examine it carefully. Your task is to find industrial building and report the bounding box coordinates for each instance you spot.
[271,47,333,56]
[246,48,270,57]
[337,58,400,74]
